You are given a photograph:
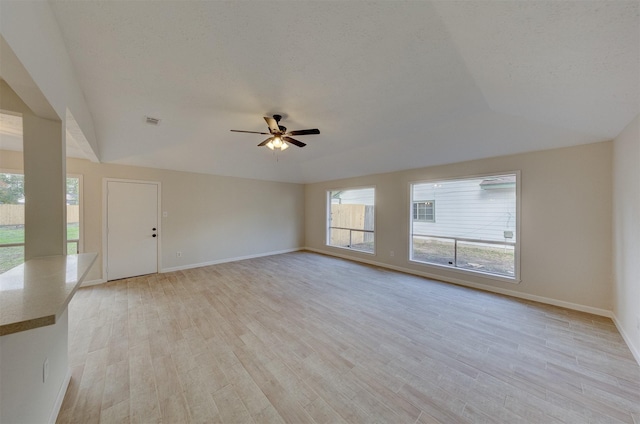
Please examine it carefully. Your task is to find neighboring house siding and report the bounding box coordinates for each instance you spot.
[413,179,516,243]
[330,190,374,206]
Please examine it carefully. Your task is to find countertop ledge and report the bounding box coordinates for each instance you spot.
[0,253,98,336]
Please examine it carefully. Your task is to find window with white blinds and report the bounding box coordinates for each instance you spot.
[410,173,519,280]
[327,187,375,253]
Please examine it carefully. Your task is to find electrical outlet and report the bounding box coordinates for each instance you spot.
[176,251,182,258]
[390,250,395,257]
[43,358,49,383]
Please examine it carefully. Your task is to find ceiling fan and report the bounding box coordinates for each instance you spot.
[230,114,320,151]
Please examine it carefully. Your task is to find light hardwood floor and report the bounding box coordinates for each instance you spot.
[57,251,639,424]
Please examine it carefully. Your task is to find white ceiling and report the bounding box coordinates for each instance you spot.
[0,111,96,160]
[46,0,639,184]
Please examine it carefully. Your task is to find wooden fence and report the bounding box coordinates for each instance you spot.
[329,204,374,246]
[0,205,79,226]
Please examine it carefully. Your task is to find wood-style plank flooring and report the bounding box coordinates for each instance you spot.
[57,251,640,424]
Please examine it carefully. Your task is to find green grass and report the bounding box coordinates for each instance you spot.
[0,226,26,244]
[0,246,24,274]
[0,223,78,243]
[0,223,80,273]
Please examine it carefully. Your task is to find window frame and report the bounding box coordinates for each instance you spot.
[67,173,84,254]
[0,169,84,274]
[408,171,521,283]
[326,186,376,255]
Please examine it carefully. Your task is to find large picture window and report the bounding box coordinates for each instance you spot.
[0,172,82,273]
[410,173,518,280]
[327,187,375,253]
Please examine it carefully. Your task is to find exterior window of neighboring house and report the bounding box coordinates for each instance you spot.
[413,200,435,222]
[0,172,82,273]
[327,187,375,254]
[410,173,519,281]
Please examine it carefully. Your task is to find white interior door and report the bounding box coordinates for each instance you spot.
[106,181,159,280]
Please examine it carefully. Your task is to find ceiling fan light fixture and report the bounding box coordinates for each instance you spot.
[266,137,288,151]
[230,114,319,152]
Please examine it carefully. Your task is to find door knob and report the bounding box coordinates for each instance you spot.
[152,234,157,237]
[152,228,157,231]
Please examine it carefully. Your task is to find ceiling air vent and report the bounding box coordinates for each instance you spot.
[145,116,161,125]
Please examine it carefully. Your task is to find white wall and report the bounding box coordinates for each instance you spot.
[1,12,78,422]
[22,113,67,260]
[0,310,69,424]
[612,114,640,363]
[0,150,305,282]
[306,141,613,314]
[0,1,99,156]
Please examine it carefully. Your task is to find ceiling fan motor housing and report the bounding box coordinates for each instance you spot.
[271,115,284,133]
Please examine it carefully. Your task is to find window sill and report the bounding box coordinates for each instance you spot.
[327,245,376,256]
[409,259,520,284]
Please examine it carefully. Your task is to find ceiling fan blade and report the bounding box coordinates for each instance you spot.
[283,136,306,148]
[288,129,320,136]
[257,137,272,147]
[264,117,280,134]
[230,130,270,135]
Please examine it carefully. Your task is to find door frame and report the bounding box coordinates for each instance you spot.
[102,178,162,281]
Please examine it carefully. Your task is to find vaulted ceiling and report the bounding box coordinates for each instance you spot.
[41,1,639,183]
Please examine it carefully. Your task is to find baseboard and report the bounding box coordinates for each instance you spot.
[611,314,640,366]
[86,249,303,284]
[81,278,106,287]
[160,248,303,273]
[303,247,613,318]
[49,369,72,424]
